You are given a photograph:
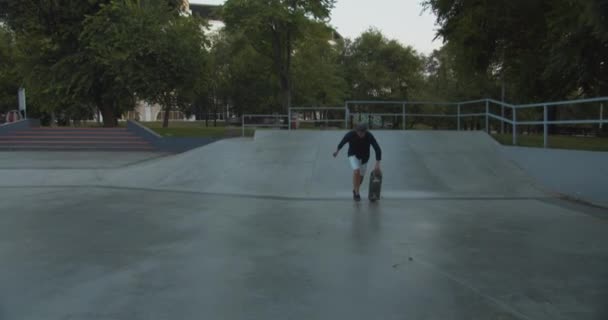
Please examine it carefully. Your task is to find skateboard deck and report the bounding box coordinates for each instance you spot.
[368,169,383,202]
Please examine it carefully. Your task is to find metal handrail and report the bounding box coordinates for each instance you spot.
[242,114,288,136]
[517,97,608,108]
[290,107,347,111]
[288,107,348,130]
[241,97,606,147]
[517,119,608,126]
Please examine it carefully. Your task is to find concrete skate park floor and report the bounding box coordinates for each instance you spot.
[0,151,167,169]
[1,131,607,320]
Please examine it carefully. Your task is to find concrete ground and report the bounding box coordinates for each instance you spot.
[0,131,607,320]
[0,152,166,169]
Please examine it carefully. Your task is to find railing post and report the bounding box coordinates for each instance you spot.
[457,104,461,131]
[402,102,406,131]
[543,105,548,148]
[344,103,349,130]
[485,100,490,133]
[241,115,245,137]
[512,107,517,145]
[501,104,505,134]
[600,103,604,130]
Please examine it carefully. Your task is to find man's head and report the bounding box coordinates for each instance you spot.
[355,122,368,137]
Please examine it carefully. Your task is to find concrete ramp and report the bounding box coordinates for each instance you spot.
[106,130,544,199]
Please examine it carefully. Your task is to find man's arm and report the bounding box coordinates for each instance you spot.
[370,134,382,169]
[334,132,353,157]
[370,134,382,161]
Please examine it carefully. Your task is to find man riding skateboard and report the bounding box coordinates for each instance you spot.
[333,123,382,201]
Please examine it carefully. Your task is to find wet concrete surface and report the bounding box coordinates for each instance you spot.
[0,187,607,320]
[0,152,166,169]
[0,131,607,319]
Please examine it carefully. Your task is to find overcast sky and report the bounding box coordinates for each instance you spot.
[189,0,442,54]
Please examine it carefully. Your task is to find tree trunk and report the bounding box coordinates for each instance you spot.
[271,26,292,113]
[279,72,290,113]
[205,107,209,127]
[163,106,170,128]
[100,106,118,128]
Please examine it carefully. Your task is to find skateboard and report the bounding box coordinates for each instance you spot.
[368,169,383,202]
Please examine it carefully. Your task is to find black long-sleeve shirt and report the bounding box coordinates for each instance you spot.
[337,131,382,163]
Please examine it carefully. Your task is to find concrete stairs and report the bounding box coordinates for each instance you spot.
[0,127,156,151]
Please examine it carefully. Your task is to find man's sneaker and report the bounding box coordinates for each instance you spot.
[353,191,361,202]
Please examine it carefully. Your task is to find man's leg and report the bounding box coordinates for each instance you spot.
[353,169,362,193]
[349,156,363,200]
[359,162,368,187]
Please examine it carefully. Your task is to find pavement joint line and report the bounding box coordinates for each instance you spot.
[0,184,556,202]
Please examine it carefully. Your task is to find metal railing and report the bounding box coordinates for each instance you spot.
[288,107,348,130]
[346,99,492,131]
[346,97,607,148]
[241,97,607,148]
[241,114,288,136]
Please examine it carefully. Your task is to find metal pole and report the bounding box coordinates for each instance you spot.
[543,106,549,148]
[501,105,505,134]
[344,103,349,130]
[18,88,27,120]
[485,100,490,133]
[501,77,506,134]
[402,102,406,131]
[241,115,245,137]
[600,103,604,129]
[512,108,517,145]
[457,104,461,131]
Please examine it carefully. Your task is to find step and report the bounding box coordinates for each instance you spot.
[12,130,136,136]
[0,136,145,140]
[0,140,151,145]
[27,127,129,131]
[0,145,156,151]
[0,127,160,152]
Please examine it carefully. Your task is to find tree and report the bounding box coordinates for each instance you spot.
[292,24,347,108]
[5,0,196,127]
[81,0,210,128]
[424,0,608,135]
[222,0,336,112]
[206,30,279,117]
[344,29,425,101]
[543,0,608,99]
[0,25,19,114]
[423,0,607,102]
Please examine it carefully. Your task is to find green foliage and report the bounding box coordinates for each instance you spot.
[423,0,608,102]
[292,25,347,107]
[5,0,602,129]
[81,0,210,127]
[4,0,204,127]
[222,0,336,111]
[344,29,425,101]
[0,25,19,113]
[206,30,279,115]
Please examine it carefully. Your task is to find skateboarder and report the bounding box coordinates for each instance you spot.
[333,123,382,201]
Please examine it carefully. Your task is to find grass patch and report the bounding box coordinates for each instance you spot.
[139,121,228,129]
[493,133,608,152]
